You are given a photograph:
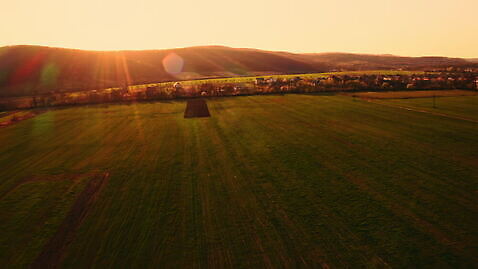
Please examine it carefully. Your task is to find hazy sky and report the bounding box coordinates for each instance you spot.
[2,0,477,57]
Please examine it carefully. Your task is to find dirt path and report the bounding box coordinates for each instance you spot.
[30,172,109,269]
[364,99,478,124]
[0,111,18,118]
[0,110,47,128]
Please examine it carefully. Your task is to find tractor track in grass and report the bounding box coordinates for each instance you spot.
[364,99,478,124]
[31,172,109,269]
[0,174,82,200]
[236,96,476,265]
[209,100,387,267]
[340,170,478,265]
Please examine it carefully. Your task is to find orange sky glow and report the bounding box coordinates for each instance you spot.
[1,0,477,57]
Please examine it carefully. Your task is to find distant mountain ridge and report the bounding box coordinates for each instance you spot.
[0,45,472,97]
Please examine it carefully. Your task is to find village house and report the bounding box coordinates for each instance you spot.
[255,78,265,85]
[173,82,183,90]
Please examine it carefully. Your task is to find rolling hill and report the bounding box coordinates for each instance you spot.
[0,45,470,97]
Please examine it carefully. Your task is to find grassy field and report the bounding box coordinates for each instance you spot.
[379,95,478,122]
[346,89,478,99]
[0,94,477,268]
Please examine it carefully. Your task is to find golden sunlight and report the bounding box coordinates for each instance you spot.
[1,0,477,57]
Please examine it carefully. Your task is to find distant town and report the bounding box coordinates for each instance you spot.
[1,68,477,110]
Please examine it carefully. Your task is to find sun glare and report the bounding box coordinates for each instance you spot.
[163,53,184,75]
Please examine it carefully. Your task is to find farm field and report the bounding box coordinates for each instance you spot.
[130,70,425,89]
[0,94,477,268]
[379,95,478,122]
[346,89,478,100]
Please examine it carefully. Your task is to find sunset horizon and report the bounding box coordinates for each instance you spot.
[2,43,476,59]
[2,0,477,58]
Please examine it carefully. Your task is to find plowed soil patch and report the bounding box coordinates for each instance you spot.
[184,99,210,118]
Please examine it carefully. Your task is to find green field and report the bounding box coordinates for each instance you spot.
[129,70,425,90]
[0,94,477,268]
[380,95,478,122]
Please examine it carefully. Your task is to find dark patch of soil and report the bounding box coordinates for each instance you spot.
[184,99,210,118]
[30,172,110,269]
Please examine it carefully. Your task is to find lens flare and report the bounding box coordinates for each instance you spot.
[40,63,60,87]
[9,51,48,85]
[162,53,184,75]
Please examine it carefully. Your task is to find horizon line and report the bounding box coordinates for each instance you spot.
[0,43,476,59]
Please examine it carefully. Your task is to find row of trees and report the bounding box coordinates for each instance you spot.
[1,72,476,110]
